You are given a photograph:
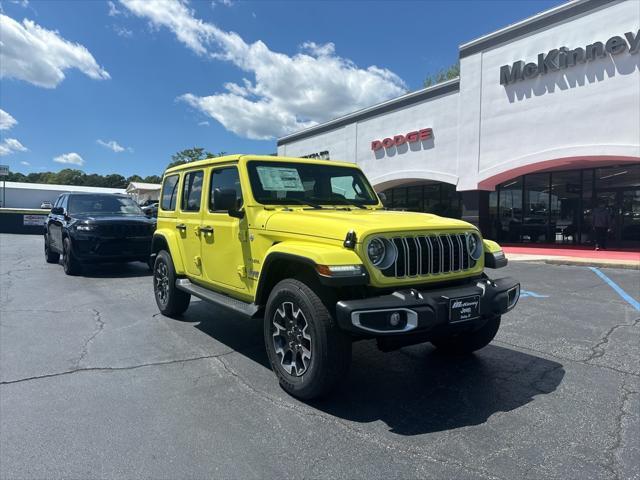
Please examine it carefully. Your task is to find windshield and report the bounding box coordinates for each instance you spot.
[247,161,379,206]
[68,195,144,215]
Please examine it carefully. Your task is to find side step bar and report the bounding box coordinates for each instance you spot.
[176,278,260,318]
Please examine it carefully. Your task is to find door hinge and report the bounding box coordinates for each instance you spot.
[194,256,202,269]
[237,265,246,277]
[238,230,248,242]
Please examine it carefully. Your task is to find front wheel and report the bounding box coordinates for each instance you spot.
[153,250,190,317]
[44,234,60,264]
[62,237,81,275]
[431,315,501,354]
[264,279,351,400]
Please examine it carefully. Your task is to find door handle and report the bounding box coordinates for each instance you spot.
[199,226,214,234]
[176,224,187,230]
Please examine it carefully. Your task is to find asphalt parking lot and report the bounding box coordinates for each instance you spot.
[1,233,638,480]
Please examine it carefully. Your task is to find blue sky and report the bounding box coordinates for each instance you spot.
[0,0,562,177]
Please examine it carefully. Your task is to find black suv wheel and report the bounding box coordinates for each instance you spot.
[62,237,81,275]
[431,315,501,354]
[153,250,190,317]
[44,234,60,264]
[264,279,351,400]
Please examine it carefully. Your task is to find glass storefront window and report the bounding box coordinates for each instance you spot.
[550,171,581,244]
[407,186,423,212]
[497,177,522,242]
[523,173,550,243]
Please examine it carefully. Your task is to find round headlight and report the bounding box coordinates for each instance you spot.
[466,232,483,260]
[366,237,397,270]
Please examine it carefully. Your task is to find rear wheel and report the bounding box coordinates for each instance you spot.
[62,237,81,275]
[44,234,60,264]
[154,250,190,317]
[264,279,351,400]
[431,315,501,354]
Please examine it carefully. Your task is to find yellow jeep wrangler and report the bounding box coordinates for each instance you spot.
[151,155,520,399]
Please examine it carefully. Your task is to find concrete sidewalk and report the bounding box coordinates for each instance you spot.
[503,246,640,270]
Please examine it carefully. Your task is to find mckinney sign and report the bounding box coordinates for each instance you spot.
[500,30,640,85]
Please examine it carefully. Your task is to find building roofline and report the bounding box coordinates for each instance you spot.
[3,181,125,193]
[277,78,459,147]
[459,0,619,58]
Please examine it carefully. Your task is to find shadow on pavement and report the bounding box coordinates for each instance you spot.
[187,301,564,436]
[71,261,152,278]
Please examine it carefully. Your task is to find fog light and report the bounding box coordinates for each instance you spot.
[389,312,401,327]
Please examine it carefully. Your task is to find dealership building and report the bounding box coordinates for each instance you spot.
[278,0,640,247]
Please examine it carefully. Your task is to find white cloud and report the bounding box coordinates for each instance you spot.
[113,25,133,38]
[0,109,17,130]
[97,139,130,152]
[0,138,27,156]
[198,120,209,126]
[107,1,121,16]
[0,14,110,88]
[120,0,406,139]
[11,0,29,7]
[53,152,84,166]
[20,160,30,166]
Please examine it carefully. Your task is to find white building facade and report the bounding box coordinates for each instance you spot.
[278,0,640,247]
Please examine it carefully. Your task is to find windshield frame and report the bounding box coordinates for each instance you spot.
[246,160,380,207]
[67,194,144,216]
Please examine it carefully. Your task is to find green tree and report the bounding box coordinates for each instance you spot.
[143,175,162,184]
[424,62,460,88]
[166,148,226,170]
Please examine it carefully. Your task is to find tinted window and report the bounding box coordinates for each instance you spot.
[161,174,179,211]
[210,167,243,211]
[67,195,143,215]
[181,170,203,212]
[53,196,63,209]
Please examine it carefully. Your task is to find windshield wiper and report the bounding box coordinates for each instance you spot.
[327,198,368,209]
[282,199,324,210]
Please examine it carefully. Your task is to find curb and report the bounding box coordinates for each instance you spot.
[508,256,639,270]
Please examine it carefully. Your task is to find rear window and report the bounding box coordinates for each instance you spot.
[161,174,179,211]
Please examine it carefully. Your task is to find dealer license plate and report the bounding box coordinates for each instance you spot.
[449,295,480,323]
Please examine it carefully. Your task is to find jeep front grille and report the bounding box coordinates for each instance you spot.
[381,233,476,278]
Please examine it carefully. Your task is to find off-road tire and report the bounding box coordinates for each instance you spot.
[264,278,352,400]
[154,250,190,317]
[44,234,60,264]
[431,315,501,354]
[62,237,81,275]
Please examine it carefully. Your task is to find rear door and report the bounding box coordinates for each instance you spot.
[200,165,248,291]
[177,169,205,278]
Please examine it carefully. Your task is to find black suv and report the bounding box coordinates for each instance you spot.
[44,193,156,275]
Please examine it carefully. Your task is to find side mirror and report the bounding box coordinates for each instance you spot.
[51,207,64,215]
[214,188,244,219]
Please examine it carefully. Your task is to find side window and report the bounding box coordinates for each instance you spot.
[60,195,69,210]
[181,170,204,212]
[209,167,243,212]
[53,196,62,209]
[160,174,179,211]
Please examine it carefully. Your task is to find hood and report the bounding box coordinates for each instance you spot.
[72,214,155,225]
[263,208,475,242]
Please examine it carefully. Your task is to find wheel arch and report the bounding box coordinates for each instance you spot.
[151,230,186,274]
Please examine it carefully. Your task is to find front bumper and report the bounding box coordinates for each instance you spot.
[71,235,152,263]
[335,277,519,336]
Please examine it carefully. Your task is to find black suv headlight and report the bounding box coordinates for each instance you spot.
[466,232,483,260]
[74,223,95,232]
[366,237,397,269]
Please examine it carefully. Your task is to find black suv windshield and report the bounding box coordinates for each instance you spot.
[68,194,143,215]
[247,161,379,206]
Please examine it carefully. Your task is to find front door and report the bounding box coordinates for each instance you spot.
[200,166,248,292]
[177,169,204,277]
[595,189,640,247]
